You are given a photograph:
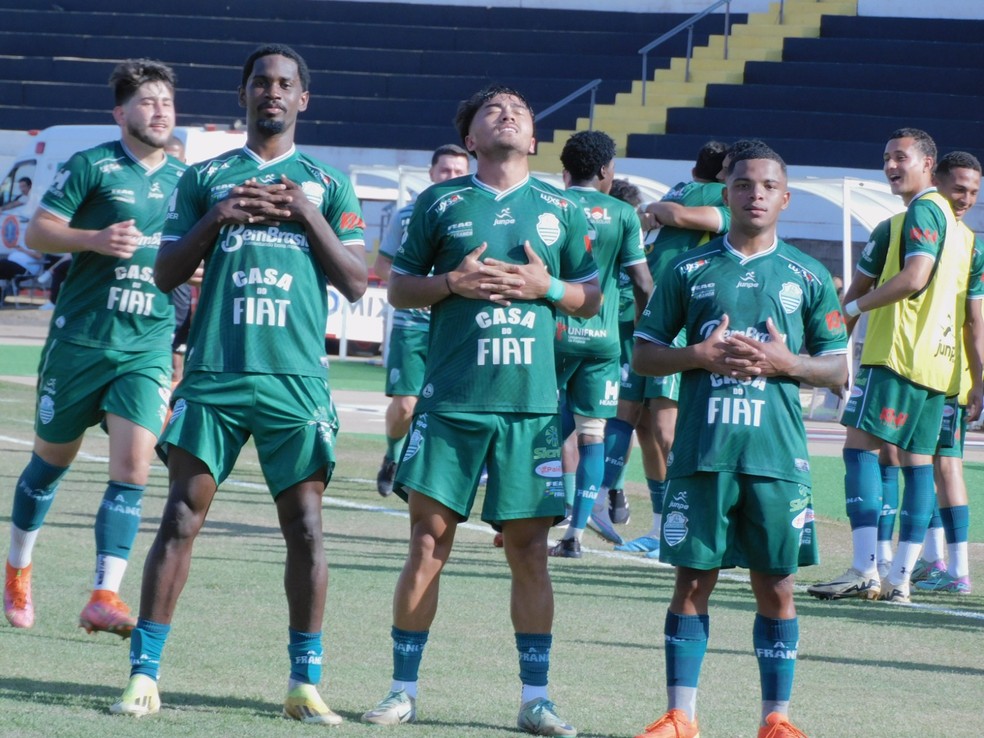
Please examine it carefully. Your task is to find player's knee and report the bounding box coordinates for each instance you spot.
[573,414,605,440]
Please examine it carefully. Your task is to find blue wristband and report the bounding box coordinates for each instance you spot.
[545,277,566,303]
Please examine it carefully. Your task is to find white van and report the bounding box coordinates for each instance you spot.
[0,125,246,259]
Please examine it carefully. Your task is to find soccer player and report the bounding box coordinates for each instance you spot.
[360,84,599,736]
[3,59,185,636]
[549,130,651,557]
[851,152,983,595]
[808,129,981,604]
[631,140,848,738]
[110,44,368,723]
[374,144,470,496]
[610,142,731,558]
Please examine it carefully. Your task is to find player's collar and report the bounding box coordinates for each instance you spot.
[243,144,297,169]
[723,234,778,264]
[118,139,168,175]
[471,173,529,200]
[911,186,938,201]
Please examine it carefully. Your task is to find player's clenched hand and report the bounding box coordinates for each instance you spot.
[90,219,141,258]
[724,317,797,379]
[480,242,550,305]
[694,313,736,375]
[215,178,291,226]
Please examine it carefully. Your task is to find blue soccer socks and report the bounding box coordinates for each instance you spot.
[288,628,323,685]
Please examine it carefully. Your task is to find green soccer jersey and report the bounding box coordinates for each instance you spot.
[556,187,646,358]
[39,140,186,351]
[646,180,730,282]
[380,201,430,331]
[393,174,596,414]
[167,146,365,376]
[634,236,848,484]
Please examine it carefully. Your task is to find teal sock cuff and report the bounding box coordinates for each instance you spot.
[385,435,404,462]
[288,628,323,685]
[11,452,70,531]
[664,611,709,689]
[515,633,552,687]
[95,481,144,559]
[648,479,667,514]
[130,618,171,680]
[843,449,881,528]
[753,615,798,702]
[392,626,428,682]
[940,505,969,544]
[899,465,936,542]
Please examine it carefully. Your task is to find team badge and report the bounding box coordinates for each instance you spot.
[663,511,689,546]
[38,395,55,425]
[301,181,325,207]
[389,368,401,385]
[779,282,803,314]
[402,414,428,461]
[536,213,561,246]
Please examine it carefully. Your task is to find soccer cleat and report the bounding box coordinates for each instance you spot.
[548,538,582,559]
[878,579,911,603]
[517,698,577,736]
[283,683,343,725]
[910,558,946,584]
[4,562,34,629]
[806,568,880,600]
[376,458,396,497]
[362,689,416,725]
[758,712,808,738]
[615,535,660,555]
[634,708,700,738]
[609,488,631,525]
[110,674,161,717]
[79,589,137,638]
[914,572,971,594]
[586,510,624,546]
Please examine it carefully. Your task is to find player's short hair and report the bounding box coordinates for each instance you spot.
[241,44,311,91]
[609,178,642,207]
[560,130,617,182]
[888,127,937,161]
[454,84,535,156]
[431,144,469,166]
[109,59,176,106]
[17,177,31,188]
[935,151,982,177]
[725,139,786,176]
[693,140,728,181]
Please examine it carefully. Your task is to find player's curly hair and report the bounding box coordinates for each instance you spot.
[725,139,786,176]
[109,59,176,106]
[241,44,311,91]
[889,127,937,162]
[560,130,617,182]
[454,84,535,156]
[936,150,981,177]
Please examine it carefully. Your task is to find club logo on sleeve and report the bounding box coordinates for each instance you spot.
[779,282,803,314]
[536,213,561,246]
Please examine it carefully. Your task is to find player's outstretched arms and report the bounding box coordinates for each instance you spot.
[26,210,141,258]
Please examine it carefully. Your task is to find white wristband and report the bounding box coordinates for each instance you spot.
[844,300,862,319]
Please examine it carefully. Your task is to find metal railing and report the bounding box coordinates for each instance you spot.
[536,78,603,130]
[639,0,733,104]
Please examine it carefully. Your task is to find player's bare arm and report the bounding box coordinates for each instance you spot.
[725,316,848,390]
[840,271,875,335]
[26,209,140,258]
[643,201,722,232]
[626,261,653,321]
[278,175,368,302]
[848,253,934,315]
[482,242,600,317]
[633,313,735,377]
[155,179,293,292]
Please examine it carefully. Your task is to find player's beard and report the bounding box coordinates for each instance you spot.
[127,120,170,149]
[256,118,287,136]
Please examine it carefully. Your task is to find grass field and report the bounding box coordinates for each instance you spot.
[1,373,982,738]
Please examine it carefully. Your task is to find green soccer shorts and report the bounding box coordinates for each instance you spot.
[35,339,171,443]
[385,326,429,397]
[159,372,338,497]
[394,411,566,526]
[660,471,819,576]
[841,365,945,454]
[556,353,620,419]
